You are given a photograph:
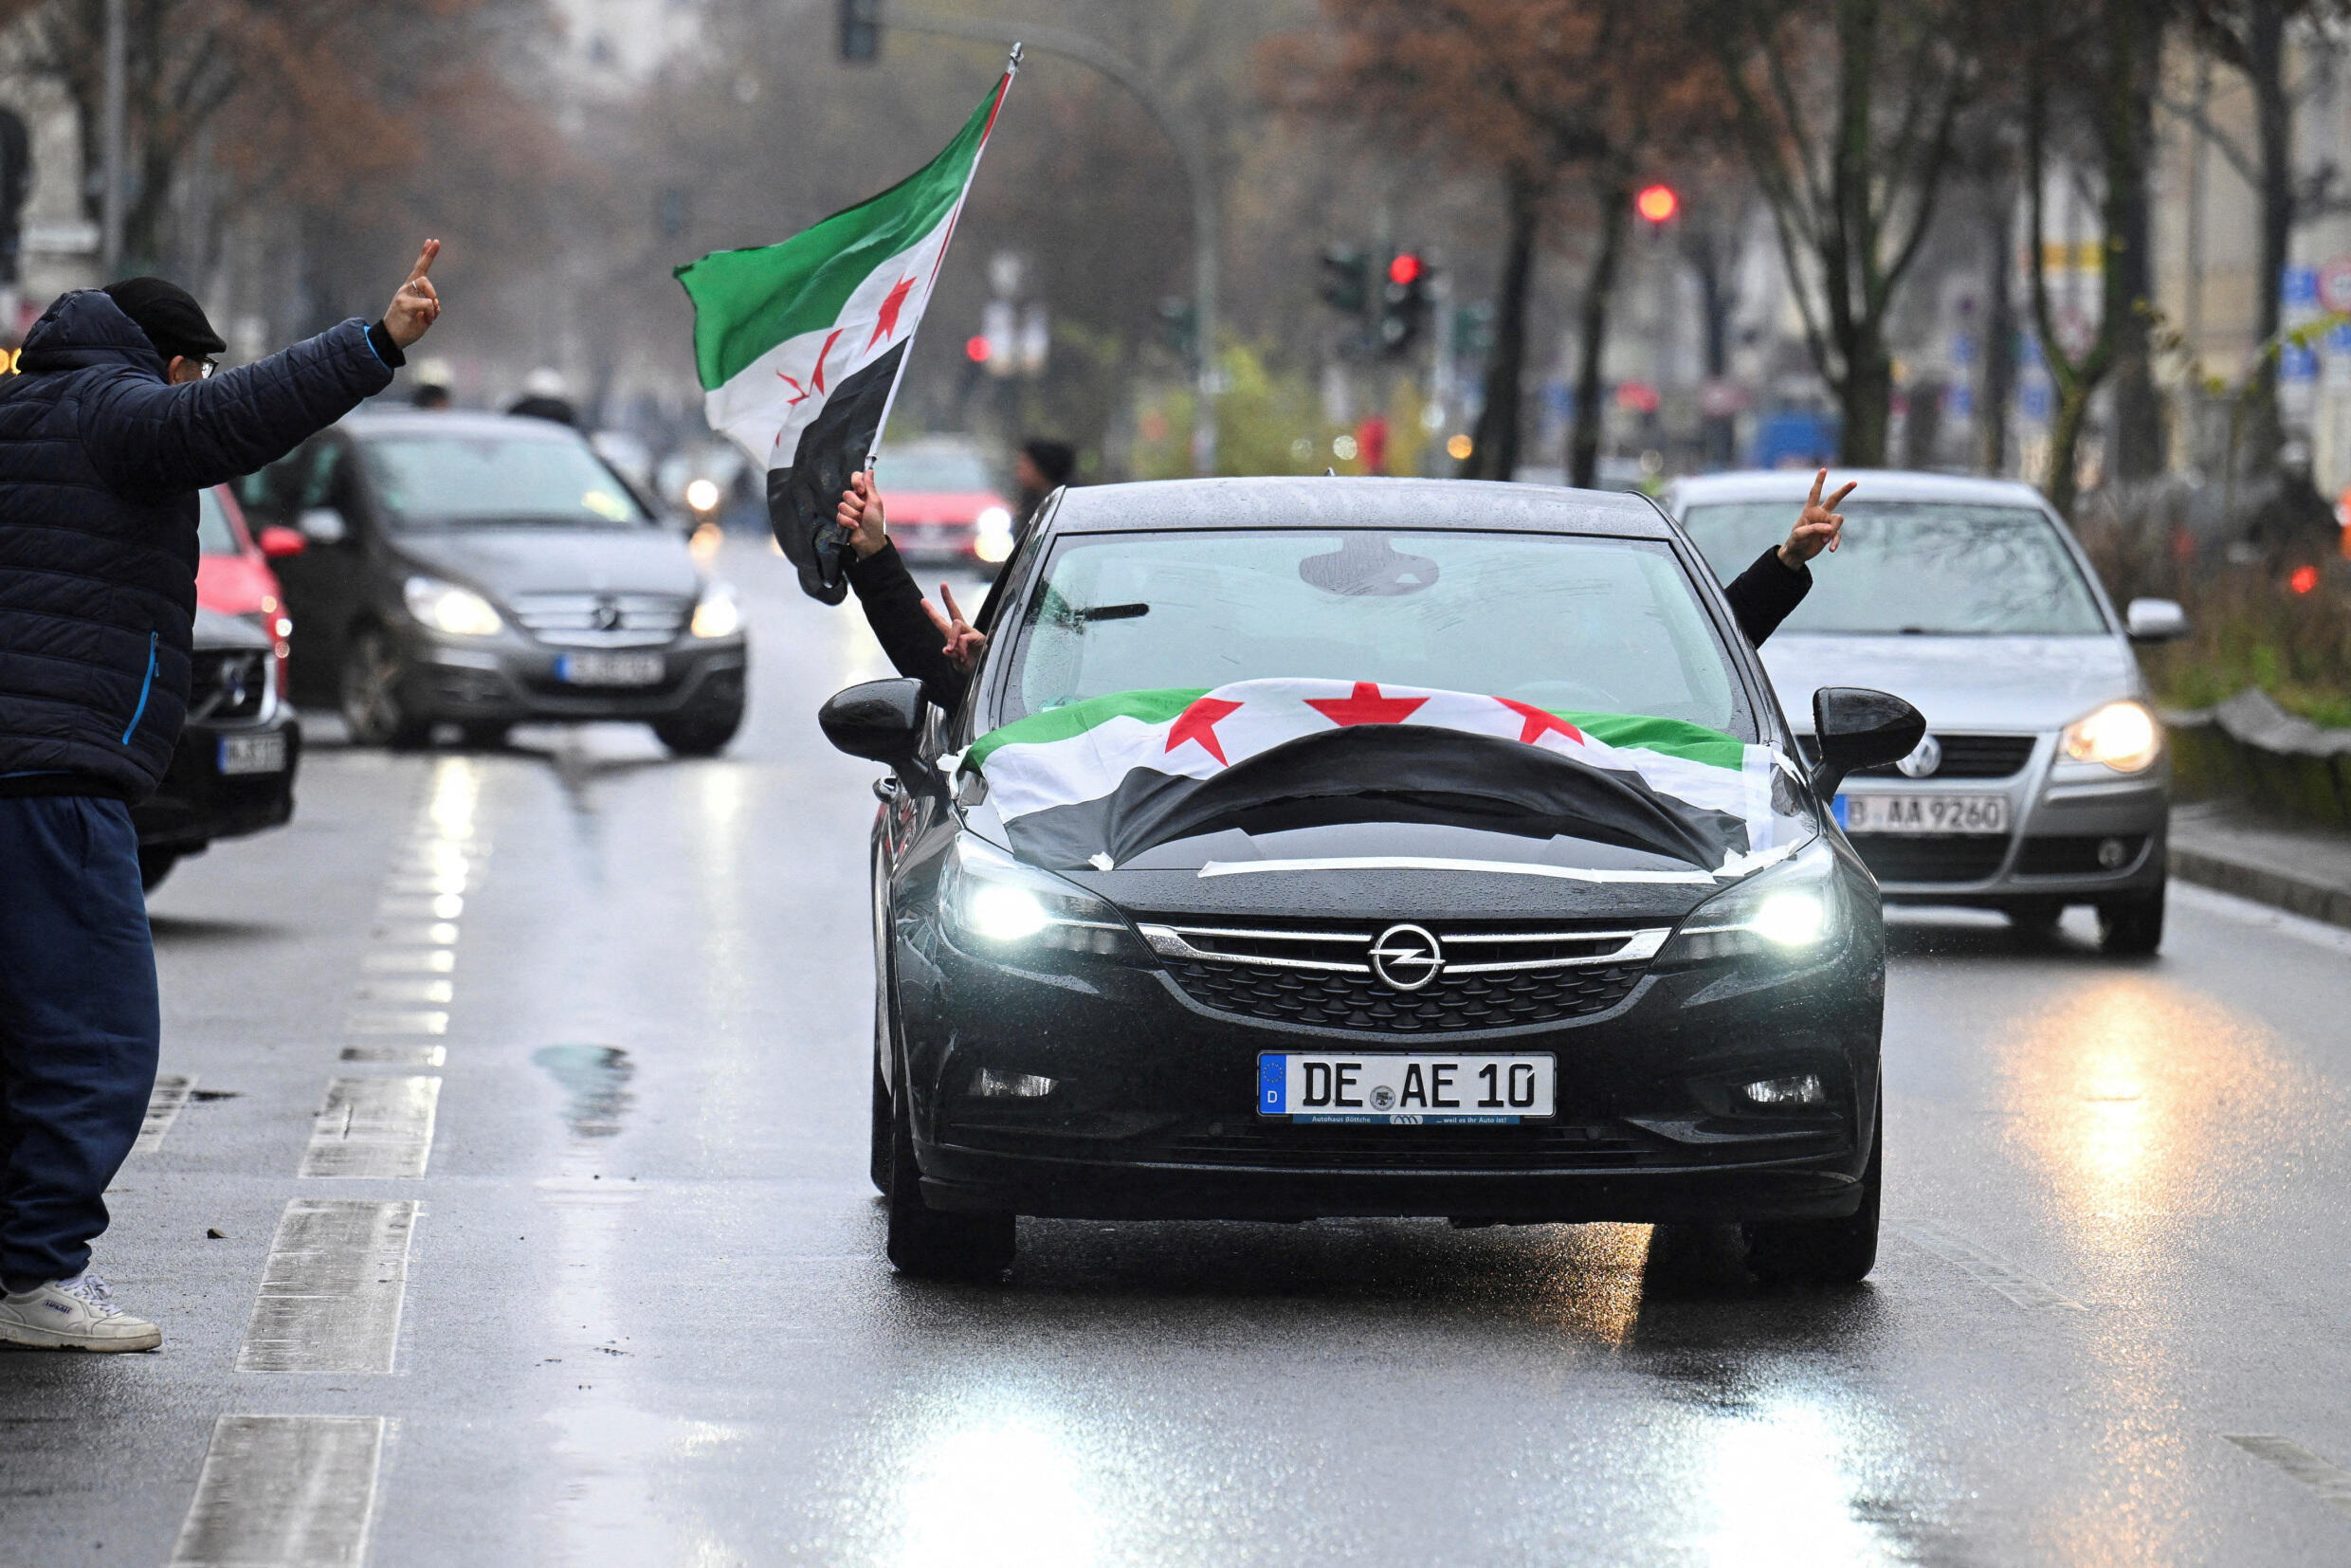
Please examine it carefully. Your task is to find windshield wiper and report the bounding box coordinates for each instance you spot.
[1074,602,1149,623]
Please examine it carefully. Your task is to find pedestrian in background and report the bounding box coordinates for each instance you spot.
[1011,436,1075,535]
[0,243,445,1352]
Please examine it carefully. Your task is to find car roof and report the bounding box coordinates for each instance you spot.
[1665,468,2052,510]
[1047,476,1674,538]
[340,409,587,443]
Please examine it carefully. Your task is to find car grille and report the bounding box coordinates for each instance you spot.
[507,593,689,647]
[188,648,268,721]
[2016,833,2150,874]
[1850,834,2009,883]
[1138,920,1668,1033]
[1800,733,2038,779]
[1158,1121,1654,1170]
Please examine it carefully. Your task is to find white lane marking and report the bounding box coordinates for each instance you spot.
[374,895,464,921]
[2173,880,2351,958]
[383,871,472,894]
[171,1413,386,1566]
[362,948,455,975]
[301,1077,441,1179]
[340,1044,447,1067]
[344,1011,448,1036]
[1893,1221,2086,1310]
[372,921,459,946]
[2225,1434,2351,1516]
[237,1199,418,1374]
[134,1073,195,1155]
[353,978,453,1005]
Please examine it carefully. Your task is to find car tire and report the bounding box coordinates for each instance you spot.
[137,848,179,892]
[2005,899,2064,944]
[340,628,431,749]
[1743,1089,1882,1285]
[2097,885,2164,956]
[870,1059,893,1195]
[885,1078,1014,1281]
[652,706,743,758]
[459,721,509,750]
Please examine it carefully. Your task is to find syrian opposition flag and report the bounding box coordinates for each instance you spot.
[674,61,1016,603]
[965,680,1790,873]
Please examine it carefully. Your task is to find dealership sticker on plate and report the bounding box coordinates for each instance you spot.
[1258,1052,1555,1123]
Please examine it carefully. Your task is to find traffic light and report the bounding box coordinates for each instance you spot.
[1157,297,1196,356]
[1318,248,1369,317]
[1377,250,1430,357]
[840,0,881,63]
[1635,184,1678,225]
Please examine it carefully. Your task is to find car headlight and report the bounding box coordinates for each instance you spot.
[974,505,1015,564]
[690,583,742,639]
[1661,837,1844,964]
[403,576,503,636]
[939,835,1131,955]
[2061,700,2160,773]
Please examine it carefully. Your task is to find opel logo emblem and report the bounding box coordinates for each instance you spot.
[1370,923,1443,991]
[1896,734,1942,778]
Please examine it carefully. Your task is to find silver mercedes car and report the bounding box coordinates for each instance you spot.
[1666,470,2186,953]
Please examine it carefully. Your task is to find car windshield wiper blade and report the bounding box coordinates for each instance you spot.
[1074,603,1149,623]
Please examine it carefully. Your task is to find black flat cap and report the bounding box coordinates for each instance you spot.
[102,276,228,362]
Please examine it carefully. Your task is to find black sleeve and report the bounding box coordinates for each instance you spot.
[1721,545,1811,647]
[846,540,969,712]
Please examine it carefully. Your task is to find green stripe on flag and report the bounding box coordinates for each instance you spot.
[673,86,997,392]
[968,688,1208,767]
[1549,710,1747,771]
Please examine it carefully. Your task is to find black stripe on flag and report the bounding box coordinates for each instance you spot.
[768,340,906,604]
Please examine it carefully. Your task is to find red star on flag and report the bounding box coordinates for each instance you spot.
[1495,698,1585,747]
[867,275,918,350]
[1165,697,1244,765]
[1304,682,1428,727]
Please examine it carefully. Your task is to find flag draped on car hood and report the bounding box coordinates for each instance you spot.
[674,64,1014,603]
[965,679,1789,873]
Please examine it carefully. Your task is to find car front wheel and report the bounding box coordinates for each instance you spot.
[652,705,743,757]
[2097,885,2164,956]
[1743,1091,1882,1285]
[885,1081,1014,1281]
[340,628,430,748]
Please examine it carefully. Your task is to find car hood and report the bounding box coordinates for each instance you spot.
[390,527,699,599]
[961,809,1782,924]
[886,489,1007,523]
[192,606,269,650]
[1757,633,2143,734]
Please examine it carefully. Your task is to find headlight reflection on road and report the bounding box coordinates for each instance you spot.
[428,757,481,844]
[1695,1395,1888,1566]
[889,1413,1101,1568]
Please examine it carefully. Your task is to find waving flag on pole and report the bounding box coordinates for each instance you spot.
[675,52,1019,602]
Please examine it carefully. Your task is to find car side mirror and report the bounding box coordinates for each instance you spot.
[2125,597,2188,643]
[1810,686,1927,800]
[298,506,349,546]
[257,524,307,559]
[819,678,939,793]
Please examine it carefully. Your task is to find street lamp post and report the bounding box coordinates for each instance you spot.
[883,8,1220,474]
[100,0,126,276]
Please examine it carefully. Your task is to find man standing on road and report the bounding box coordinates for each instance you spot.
[832,466,1856,716]
[0,243,445,1352]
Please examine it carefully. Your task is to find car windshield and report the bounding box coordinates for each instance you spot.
[358,433,651,529]
[197,488,241,555]
[881,447,993,493]
[1679,500,2107,635]
[996,529,1749,736]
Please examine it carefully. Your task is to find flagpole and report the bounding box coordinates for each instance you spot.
[864,44,1021,477]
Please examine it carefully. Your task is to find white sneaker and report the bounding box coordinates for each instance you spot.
[0,1274,161,1352]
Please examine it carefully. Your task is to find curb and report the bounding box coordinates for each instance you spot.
[2171,844,2351,930]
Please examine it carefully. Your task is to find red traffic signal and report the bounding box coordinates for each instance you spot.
[1387,252,1423,286]
[1635,184,1679,224]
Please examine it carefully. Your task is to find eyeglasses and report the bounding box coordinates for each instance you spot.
[196,359,216,379]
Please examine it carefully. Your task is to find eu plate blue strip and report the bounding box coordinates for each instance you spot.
[1259,1054,1285,1114]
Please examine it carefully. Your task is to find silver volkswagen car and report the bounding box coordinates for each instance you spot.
[1666,470,2185,953]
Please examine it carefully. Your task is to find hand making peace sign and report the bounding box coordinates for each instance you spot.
[1779,467,1854,570]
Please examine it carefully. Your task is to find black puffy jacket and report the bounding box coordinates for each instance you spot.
[0,291,395,800]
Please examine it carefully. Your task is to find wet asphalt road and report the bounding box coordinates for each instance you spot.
[9,534,2351,1565]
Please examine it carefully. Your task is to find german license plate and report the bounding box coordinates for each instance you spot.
[555,651,664,686]
[218,732,287,775]
[1257,1052,1555,1124]
[1838,792,2009,835]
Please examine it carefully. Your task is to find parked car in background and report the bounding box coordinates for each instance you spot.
[234,410,750,756]
[875,437,1016,569]
[134,607,300,890]
[1668,469,2187,953]
[197,483,301,693]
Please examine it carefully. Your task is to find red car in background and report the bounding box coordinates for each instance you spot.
[875,438,1016,571]
[197,485,301,684]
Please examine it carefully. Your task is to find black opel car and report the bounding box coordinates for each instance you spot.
[823,478,1924,1283]
[135,608,300,889]
[235,411,749,755]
